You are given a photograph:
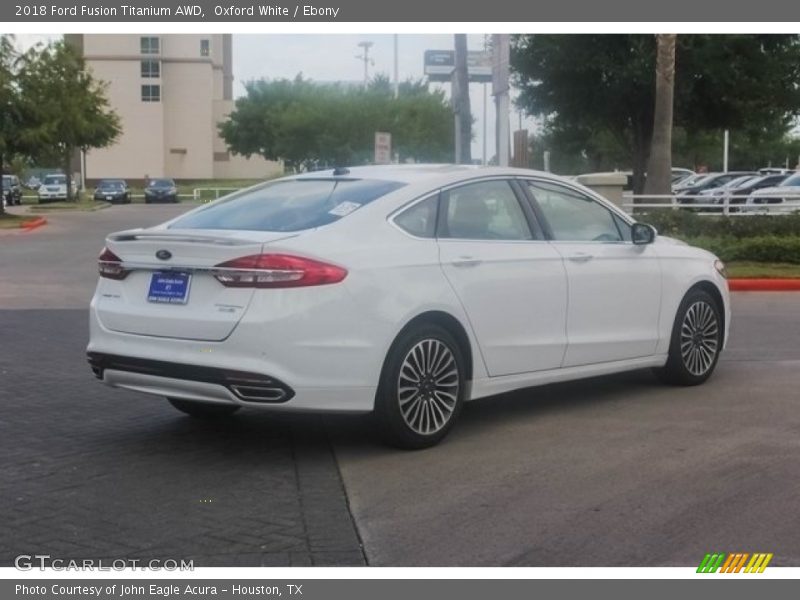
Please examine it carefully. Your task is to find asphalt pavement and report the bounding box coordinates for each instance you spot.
[1,204,798,567]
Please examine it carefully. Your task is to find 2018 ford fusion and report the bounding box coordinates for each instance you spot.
[87,165,730,448]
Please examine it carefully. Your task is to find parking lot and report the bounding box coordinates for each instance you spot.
[1,204,799,566]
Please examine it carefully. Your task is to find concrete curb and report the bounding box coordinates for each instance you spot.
[729,278,800,292]
[20,216,47,232]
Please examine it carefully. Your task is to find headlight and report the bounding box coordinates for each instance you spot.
[714,259,728,279]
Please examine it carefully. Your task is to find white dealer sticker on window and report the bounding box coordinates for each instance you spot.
[328,201,361,217]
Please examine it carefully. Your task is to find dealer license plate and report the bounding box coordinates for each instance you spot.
[147,272,191,304]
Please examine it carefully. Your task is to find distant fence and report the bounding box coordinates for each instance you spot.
[622,193,800,216]
[192,187,241,203]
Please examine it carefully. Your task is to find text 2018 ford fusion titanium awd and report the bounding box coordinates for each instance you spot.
[87,165,730,448]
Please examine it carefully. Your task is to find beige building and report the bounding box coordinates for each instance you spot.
[66,34,281,183]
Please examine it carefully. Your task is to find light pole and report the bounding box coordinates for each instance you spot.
[393,35,399,99]
[356,41,374,89]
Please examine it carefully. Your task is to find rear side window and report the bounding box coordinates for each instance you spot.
[440,180,533,240]
[394,194,439,238]
[170,178,405,232]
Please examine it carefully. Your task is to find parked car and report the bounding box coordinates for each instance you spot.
[37,173,68,203]
[144,178,178,203]
[87,165,730,448]
[94,179,130,204]
[672,173,709,193]
[745,172,800,213]
[670,168,696,187]
[2,174,22,206]
[727,174,791,211]
[677,172,758,204]
[757,167,794,176]
[696,175,760,208]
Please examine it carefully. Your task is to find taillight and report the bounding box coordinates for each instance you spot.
[97,247,129,280]
[213,254,347,288]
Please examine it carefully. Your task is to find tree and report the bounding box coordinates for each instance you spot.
[644,34,677,195]
[512,35,800,192]
[17,40,120,201]
[220,75,454,171]
[0,35,20,215]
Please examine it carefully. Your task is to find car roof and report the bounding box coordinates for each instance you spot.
[291,164,563,187]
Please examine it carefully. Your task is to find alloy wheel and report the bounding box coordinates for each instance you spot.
[397,339,460,436]
[679,301,719,377]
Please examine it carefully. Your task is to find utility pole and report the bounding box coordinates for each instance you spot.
[356,41,373,89]
[723,129,729,173]
[453,34,472,164]
[492,34,510,167]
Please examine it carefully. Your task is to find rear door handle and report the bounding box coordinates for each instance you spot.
[452,257,482,268]
[568,253,593,263]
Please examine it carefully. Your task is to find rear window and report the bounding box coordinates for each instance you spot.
[169,178,406,232]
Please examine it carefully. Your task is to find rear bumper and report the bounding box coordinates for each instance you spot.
[87,291,384,413]
[88,352,295,403]
[98,368,374,413]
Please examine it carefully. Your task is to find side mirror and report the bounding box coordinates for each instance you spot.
[632,222,656,245]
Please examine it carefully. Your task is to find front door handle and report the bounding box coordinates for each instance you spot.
[568,253,593,263]
[452,257,482,268]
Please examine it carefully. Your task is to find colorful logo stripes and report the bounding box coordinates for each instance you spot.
[697,552,773,573]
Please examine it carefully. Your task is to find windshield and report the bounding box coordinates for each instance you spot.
[43,175,66,186]
[98,181,125,190]
[677,174,710,187]
[781,174,800,187]
[149,179,175,188]
[169,178,406,233]
[724,176,755,189]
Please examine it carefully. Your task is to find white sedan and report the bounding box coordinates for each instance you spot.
[87,165,730,448]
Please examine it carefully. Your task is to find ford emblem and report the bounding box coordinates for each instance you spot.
[156,249,172,260]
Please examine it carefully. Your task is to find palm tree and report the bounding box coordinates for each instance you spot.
[644,34,677,196]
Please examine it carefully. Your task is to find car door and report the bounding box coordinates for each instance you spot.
[436,178,568,377]
[524,179,662,368]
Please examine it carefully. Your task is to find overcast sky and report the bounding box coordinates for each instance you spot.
[15,33,537,162]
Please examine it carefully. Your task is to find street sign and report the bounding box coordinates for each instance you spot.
[374,132,392,164]
[424,50,492,83]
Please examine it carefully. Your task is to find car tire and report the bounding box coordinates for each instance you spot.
[374,324,466,449]
[654,288,723,386]
[167,398,241,419]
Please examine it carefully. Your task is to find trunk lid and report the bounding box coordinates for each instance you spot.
[95,228,296,341]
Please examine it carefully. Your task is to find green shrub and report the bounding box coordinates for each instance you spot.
[638,211,800,239]
[682,235,800,264]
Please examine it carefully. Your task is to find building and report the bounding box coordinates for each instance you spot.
[66,34,281,183]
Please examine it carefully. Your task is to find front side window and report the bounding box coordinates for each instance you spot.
[527,181,625,242]
[141,59,160,78]
[170,178,405,233]
[141,85,161,102]
[141,37,159,54]
[440,180,532,241]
